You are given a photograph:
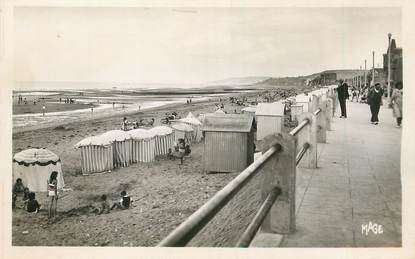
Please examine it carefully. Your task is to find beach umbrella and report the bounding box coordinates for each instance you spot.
[148,126,175,156]
[13,148,65,192]
[74,136,113,174]
[100,130,132,168]
[128,129,156,162]
[214,109,225,114]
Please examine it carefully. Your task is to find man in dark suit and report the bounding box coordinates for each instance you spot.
[337,80,349,118]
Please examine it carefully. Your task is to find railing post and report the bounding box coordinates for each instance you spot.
[331,90,338,116]
[297,112,317,168]
[258,132,297,234]
[316,99,327,143]
[325,98,333,131]
[308,95,318,113]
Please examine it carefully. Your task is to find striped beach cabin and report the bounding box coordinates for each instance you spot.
[74,136,114,175]
[129,129,156,163]
[148,126,175,157]
[100,130,132,168]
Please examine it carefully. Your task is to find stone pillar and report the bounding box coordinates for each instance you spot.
[297,112,318,169]
[316,100,327,143]
[259,132,297,234]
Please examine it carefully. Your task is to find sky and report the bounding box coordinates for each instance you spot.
[14,7,402,85]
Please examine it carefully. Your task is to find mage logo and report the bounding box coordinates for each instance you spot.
[361,221,384,236]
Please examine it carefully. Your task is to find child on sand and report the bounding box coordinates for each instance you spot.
[92,194,110,215]
[26,192,41,213]
[12,178,25,209]
[110,191,132,210]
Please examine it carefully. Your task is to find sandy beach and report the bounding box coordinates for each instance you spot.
[12,87,304,246]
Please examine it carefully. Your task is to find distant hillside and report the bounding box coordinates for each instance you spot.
[253,69,365,87]
[208,76,271,86]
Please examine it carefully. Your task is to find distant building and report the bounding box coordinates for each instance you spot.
[383,39,403,86]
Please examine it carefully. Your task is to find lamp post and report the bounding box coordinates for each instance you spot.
[387,33,392,105]
[364,59,367,87]
[372,51,375,86]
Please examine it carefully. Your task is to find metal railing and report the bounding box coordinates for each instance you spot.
[235,187,282,247]
[296,142,310,165]
[289,118,310,136]
[158,144,282,247]
[158,87,336,247]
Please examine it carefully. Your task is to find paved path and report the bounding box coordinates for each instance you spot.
[281,100,402,247]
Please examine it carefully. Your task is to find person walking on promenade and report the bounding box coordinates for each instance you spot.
[391,82,403,127]
[367,83,384,125]
[336,80,349,118]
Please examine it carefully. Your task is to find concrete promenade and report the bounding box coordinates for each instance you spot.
[282,100,402,247]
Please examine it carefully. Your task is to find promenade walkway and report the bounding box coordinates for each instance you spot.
[281,100,402,247]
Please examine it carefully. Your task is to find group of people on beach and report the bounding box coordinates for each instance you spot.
[13,172,134,222]
[12,171,59,220]
[122,116,155,130]
[336,79,403,127]
[91,190,133,215]
[60,97,75,104]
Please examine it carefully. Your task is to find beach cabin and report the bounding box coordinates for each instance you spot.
[100,130,132,168]
[74,136,114,174]
[202,114,255,173]
[129,129,156,163]
[255,102,285,141]
[13,148,65,192]
[295,94,312,113]
[148,126,175,156]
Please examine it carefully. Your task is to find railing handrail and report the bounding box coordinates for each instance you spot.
[296,142,310,165]
[235,187,282,247]
[289,118,309,136]
[157,144,282,247]
[313,108,322,116]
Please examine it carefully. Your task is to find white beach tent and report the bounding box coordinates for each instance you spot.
[74,136,114,174]
[13,148,65,192]
[129,129,156,163]
[214,109,225,114]
[179,112,203,142]
[241,106,257,115]
[148,126,175,156]
[100,130,132,168]
[171,123,194,145]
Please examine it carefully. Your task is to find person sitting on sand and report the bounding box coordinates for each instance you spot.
[122,117,129,131]
[26,192,41,213]
[92,194,110,215]
[148,118,155,127]
[22,187,30,201]
[110,191,132,210]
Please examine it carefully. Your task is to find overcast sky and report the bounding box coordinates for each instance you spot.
[14,7,401,85]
